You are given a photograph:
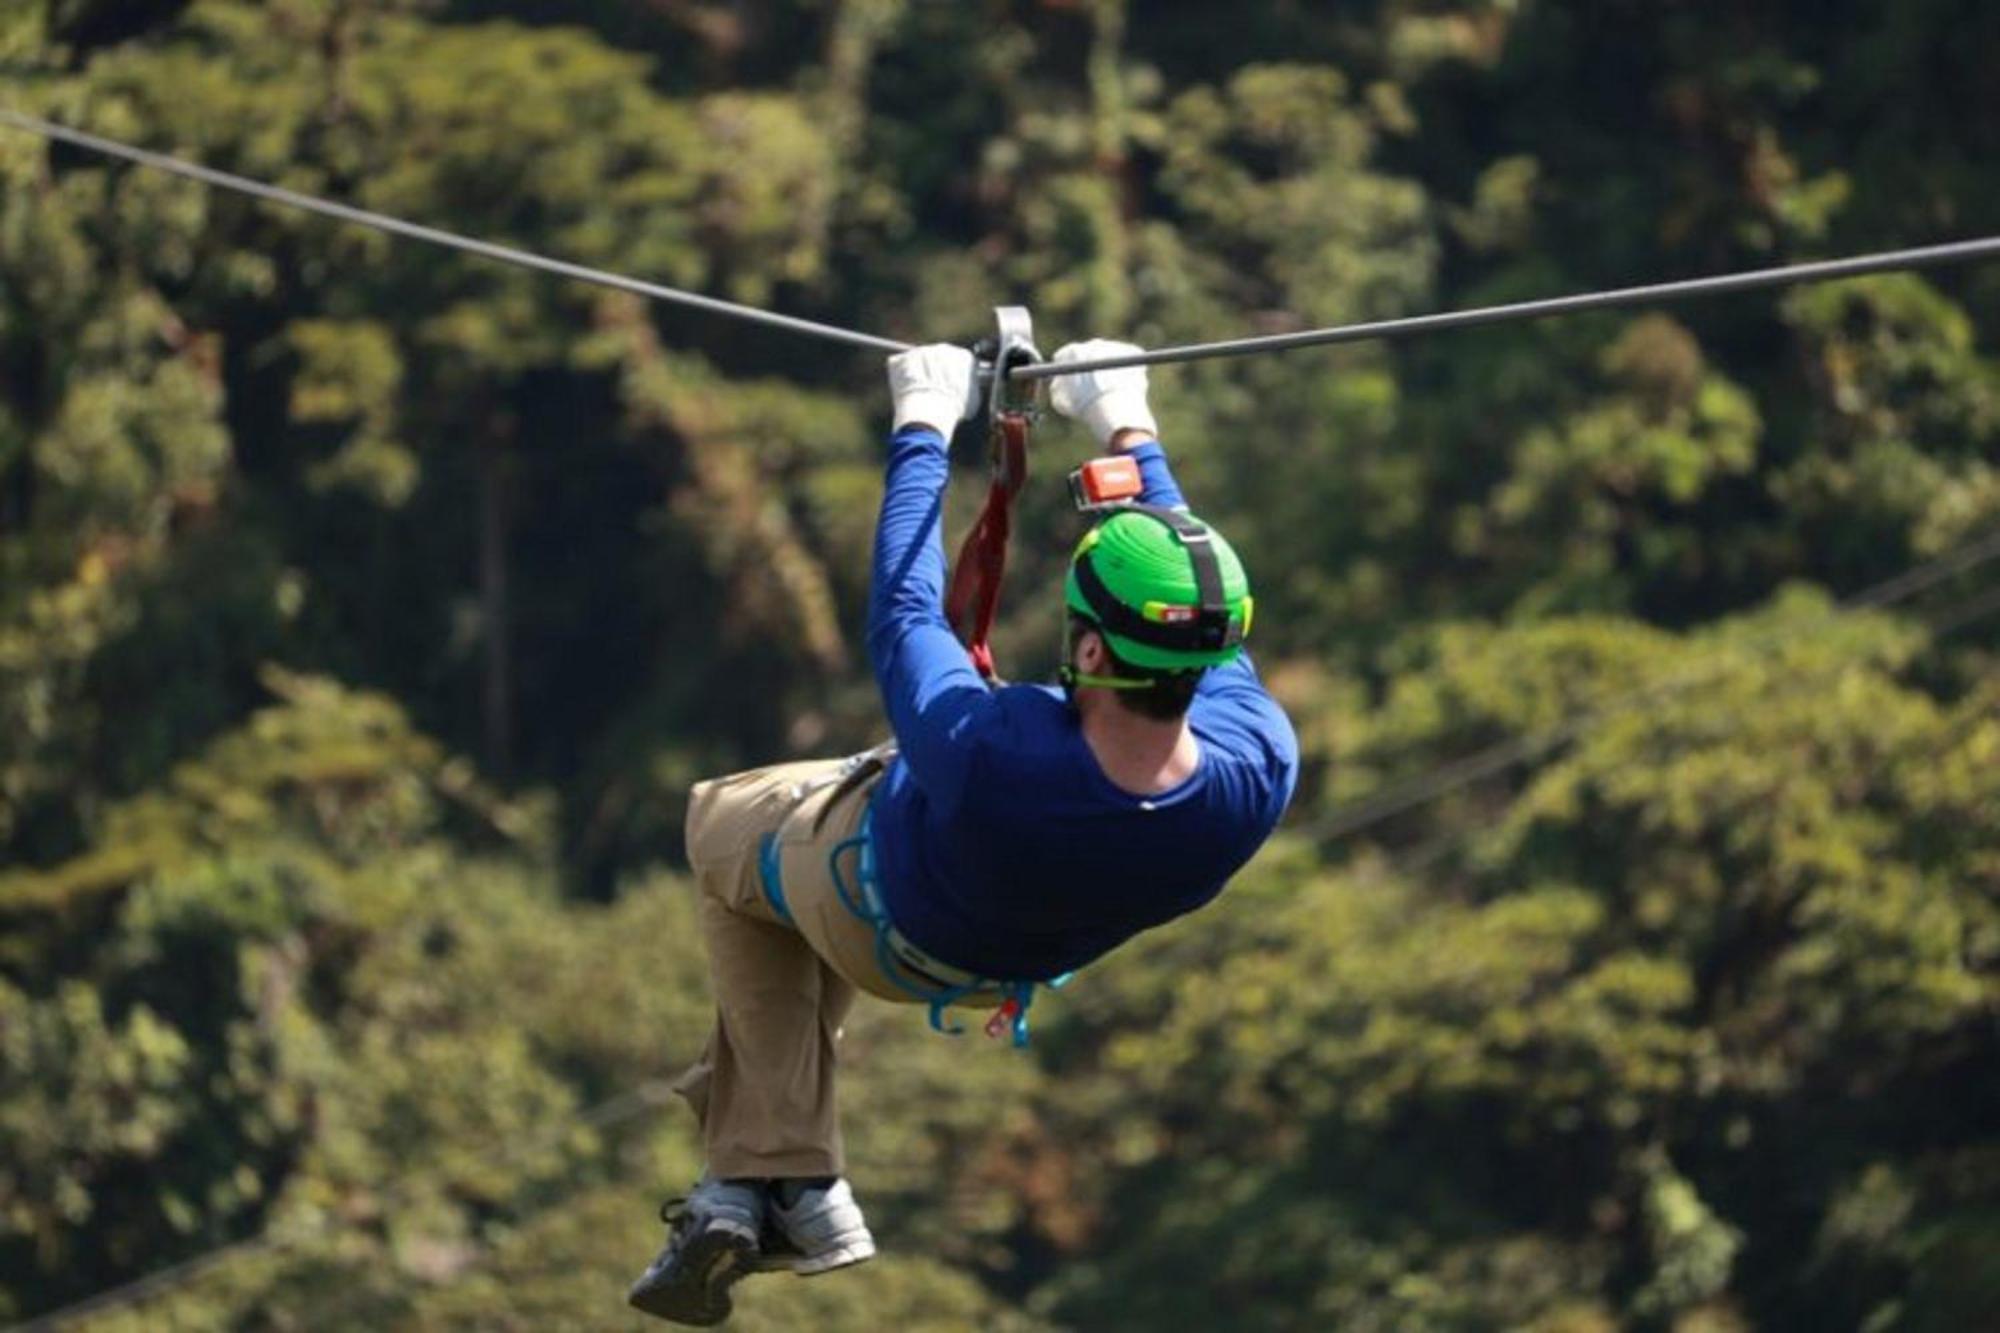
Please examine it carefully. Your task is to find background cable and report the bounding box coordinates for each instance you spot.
[1304,526,2000,845]
[16,538,1994,1332]
[1365,577,2000,882]
[4,1081,676,1333]
[0,109,910,356]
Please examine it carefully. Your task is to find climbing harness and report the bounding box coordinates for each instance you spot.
[824,799,1070,1048]
[753,742,898,924]
[943,306,1043,681]
[754,752,1069,1047]
[749,752,873,922]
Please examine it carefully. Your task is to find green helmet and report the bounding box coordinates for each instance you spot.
[1064,506,1254,672]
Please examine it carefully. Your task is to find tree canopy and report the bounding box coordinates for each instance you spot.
[1,2,1995,1329]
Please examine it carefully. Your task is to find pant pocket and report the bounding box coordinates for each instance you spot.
[686,766,807,875]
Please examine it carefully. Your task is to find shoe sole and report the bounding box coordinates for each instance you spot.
[754,1229,876,1277]
[628,1223,758,1326]
[792,1235,876,1276]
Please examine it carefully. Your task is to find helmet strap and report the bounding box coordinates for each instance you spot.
[1070,506,1241,656]
[1059,617,1158,698]
[1130,504,1233,650]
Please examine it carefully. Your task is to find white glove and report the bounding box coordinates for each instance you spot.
[1048,340,1158,447]
[886,343,978,435]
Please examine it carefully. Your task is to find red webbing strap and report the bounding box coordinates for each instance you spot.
[944,413,1030,681]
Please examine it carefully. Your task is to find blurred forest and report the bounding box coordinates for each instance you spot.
[2,1,1997,1329]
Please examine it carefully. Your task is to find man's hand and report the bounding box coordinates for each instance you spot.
[1048,340,1158,450]
[887,344,979,435]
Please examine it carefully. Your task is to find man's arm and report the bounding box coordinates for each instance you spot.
[1111,434,1188,510]
[1050,342,1260,691]
[1052,341,1187,510]
[868,348,990,808]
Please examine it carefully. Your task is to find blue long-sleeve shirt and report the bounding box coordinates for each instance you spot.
[866,427,1299,981]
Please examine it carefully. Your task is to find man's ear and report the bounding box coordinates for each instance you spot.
[1075,627,1107,671]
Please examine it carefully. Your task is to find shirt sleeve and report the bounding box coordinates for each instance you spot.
[866,425,994,810]
[1194,645,1292,755]
[1126,439,1188,510]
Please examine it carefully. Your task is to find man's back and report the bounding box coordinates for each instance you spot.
[874,664,1295,979]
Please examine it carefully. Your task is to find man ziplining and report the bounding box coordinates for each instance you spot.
[627,339,1300,1325]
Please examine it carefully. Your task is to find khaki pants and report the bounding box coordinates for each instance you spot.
[672,758,995,1178]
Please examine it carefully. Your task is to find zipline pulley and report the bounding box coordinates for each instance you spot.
[946,307,1042,681]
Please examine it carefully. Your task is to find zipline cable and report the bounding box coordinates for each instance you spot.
[1307,526,2000,845]
[11,111,2000,379]
[1010,235,2000,379]
[4,1081,678,1333]
[0,109,910,355]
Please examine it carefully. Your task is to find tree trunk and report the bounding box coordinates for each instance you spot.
[478,428,513,778]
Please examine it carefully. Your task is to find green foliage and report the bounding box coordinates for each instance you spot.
[1471,315,1763,613]
[1777,275,2000,559]
[2,0,1997,1328]
[0,980,191,1273]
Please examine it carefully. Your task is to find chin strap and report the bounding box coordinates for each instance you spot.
[1059,610,1187,694]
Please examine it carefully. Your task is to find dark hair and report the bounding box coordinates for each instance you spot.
[1067,614,1203,721]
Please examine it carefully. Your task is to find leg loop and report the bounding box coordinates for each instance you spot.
[821,794,1071,1047]
[757,832,794,924]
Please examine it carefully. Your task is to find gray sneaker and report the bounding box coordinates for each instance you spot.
[628,1177,762,1325]
[762,1178,876,1276]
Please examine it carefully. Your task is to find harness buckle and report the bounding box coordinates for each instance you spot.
[984,997,1022,1041]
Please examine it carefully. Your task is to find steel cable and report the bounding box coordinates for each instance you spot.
[1305,526,2000,845]
[1364,575,2000,884]
[4,1082,677,1333]
[1011,235,2000,379]
[10,111,1999,380]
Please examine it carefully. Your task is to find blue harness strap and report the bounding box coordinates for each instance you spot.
[816,801,1068,1048]
[750,748,1068,1044]
[757,832,794,924]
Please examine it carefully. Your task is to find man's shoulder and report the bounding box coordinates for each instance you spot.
[957,683,1086,776]
[992,680,1070,710]
[977,682,1077,746]
[1190,685,1300,772]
